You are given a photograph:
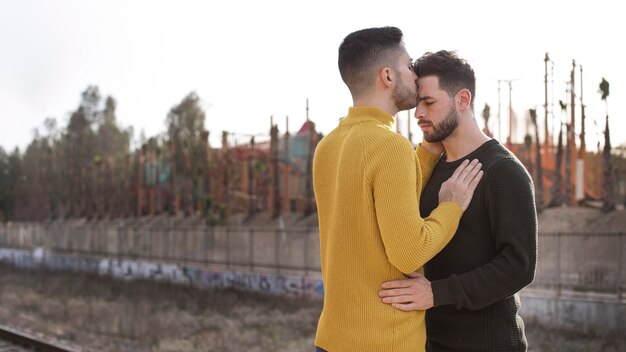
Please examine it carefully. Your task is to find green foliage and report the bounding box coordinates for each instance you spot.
[4,86,133,220]
[166,92,209,215]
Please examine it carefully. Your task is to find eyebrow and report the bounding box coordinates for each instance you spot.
[417,95,434,102]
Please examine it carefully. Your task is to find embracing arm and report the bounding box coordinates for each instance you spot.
[369,135,481,274]
[379,158,536,311]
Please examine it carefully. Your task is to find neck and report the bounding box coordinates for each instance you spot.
[353,93,399,117]
[442,114,491,162]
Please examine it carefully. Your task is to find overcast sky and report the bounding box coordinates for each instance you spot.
[1,0,624,152]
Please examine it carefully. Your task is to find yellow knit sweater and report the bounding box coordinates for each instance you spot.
[313,107,463,352]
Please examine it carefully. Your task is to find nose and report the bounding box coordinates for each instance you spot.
[414,105,425,120]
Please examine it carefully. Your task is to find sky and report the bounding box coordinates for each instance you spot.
[1,0,624,153]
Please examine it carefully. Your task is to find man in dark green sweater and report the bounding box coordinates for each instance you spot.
[378,50,537,351]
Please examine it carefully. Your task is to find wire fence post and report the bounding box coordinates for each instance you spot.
[117,221,123,261]
[167,219,173,261]
[304,227,309,277]
[203,224,209,265]
[249,228,254,272]
[619,232,624,302]
[275,228,280,275]
[618,232,624,333]
[226,227,230,270]
[555,232,561,326]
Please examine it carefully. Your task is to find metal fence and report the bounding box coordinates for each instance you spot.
[529,232,625,299]
[0,222,624,296]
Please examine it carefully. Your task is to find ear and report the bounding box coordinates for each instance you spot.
[379,67,394,88]
[456,89,472,111]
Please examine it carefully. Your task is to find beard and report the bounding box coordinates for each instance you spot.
[422,105,459,142]
[392,74,417,111]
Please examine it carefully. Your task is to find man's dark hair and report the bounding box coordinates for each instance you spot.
[338,26,404,96]
[414,50,476,109]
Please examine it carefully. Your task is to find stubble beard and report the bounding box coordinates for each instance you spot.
[423,106,460,143]
[392,77,417,112]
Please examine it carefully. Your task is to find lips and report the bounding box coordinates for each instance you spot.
[419,123,432,131]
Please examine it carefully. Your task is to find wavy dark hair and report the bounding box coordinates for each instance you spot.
[414,50,476,109]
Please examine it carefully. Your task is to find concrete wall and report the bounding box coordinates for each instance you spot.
[1,246,624,334]
[0,247,324,299]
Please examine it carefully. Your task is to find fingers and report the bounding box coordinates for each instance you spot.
[449,159,470,180]
[467,170,484,193]
[381,295,414,304]
[456,159,481,184]
[379,288,410,297]
[381,279,414,289]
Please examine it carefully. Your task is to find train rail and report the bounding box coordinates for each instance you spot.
[0,324,81,352]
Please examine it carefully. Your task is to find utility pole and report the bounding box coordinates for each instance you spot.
[270,123,281,218]
[283,115,290,213]
[496,79,519,145]
[507,80,515,145]
[247,136,255,218]
[568,60,577,206]
[222,131,231,219]
[577,64,586,204]
[535,53,550,147]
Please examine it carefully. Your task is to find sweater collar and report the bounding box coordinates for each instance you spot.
[340,106,395,129]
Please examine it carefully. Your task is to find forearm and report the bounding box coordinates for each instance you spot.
[431,246,536,310]
[382,202,463,274]
[374,137,463,274]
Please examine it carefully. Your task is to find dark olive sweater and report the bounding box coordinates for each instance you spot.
[420,139,538,352]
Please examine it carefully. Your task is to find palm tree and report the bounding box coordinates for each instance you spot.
[599,78,614,212]
[530,109,544,212]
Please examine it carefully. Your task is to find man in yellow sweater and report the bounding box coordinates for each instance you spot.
[313,27,483,352]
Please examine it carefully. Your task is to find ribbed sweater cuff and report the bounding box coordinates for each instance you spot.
[430,201,463,222]
[431,276,456,307]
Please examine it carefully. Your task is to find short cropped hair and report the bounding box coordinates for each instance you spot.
[338,26,405,96]
[414,50,476,109]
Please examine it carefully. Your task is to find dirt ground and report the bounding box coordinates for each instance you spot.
[0,263,623,352]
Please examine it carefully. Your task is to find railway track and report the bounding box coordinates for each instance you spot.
[0,325,81,352]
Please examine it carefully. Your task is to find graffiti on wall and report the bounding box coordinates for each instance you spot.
[0,247,324,299]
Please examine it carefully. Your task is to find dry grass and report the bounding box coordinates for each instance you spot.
[0,263,623,352]
[0,263,321,351]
